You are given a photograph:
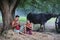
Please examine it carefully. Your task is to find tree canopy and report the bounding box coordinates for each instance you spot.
[17,0,60,14]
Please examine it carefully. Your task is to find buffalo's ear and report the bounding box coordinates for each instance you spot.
[29,12,31,14]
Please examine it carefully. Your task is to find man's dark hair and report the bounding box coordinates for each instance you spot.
[15,15,19,17]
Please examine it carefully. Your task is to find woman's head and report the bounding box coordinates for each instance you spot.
[27,20,31,24]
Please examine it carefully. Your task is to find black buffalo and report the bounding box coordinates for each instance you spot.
[55,16,60,33]
[27,13,57,31]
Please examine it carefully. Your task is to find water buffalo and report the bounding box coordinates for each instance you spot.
[27,13,57,31]
[55,16,60,33]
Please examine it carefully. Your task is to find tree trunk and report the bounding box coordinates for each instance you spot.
[0,0,20,34]
[12,9,15,19]
[0,1,14,33]
[1,5,13,31]
[10,9,15,21]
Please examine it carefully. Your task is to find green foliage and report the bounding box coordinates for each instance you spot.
[17,0,60,14]
[19,16,26,22]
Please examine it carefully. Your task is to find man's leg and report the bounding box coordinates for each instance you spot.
[19,26,24,32]
[19,26,25,34]
[14,29,20,33]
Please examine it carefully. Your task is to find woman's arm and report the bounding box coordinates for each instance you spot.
[31,23,33,30]
[26,23,32,30]
[29,23,32,30]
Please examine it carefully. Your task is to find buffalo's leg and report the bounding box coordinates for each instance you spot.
[41,24,45,32]
[40,24,44,32]
[40,24,41,31]
[43,24,45,31]
[41,25,44,31]
[40,24,41,29]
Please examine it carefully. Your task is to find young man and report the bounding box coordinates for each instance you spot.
[12,15,24,34]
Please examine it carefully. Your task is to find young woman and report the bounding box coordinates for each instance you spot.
[24,20,32,35]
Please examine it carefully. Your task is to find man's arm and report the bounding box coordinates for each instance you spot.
[12,21,16,28]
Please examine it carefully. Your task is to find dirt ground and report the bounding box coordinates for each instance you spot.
[0,30,55,40]
[0,23,60,40]
[0,29,60,40]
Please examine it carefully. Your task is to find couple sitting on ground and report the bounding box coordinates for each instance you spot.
[11,15,32,35]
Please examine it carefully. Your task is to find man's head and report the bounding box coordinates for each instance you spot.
[15,15,19,21]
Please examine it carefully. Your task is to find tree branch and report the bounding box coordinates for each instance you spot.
[10,0,20,13]
[10,0,17,12]
[0,0,9,11]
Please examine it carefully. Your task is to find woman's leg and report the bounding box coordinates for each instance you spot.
[24,27,26,33]
[29,29,32,35]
